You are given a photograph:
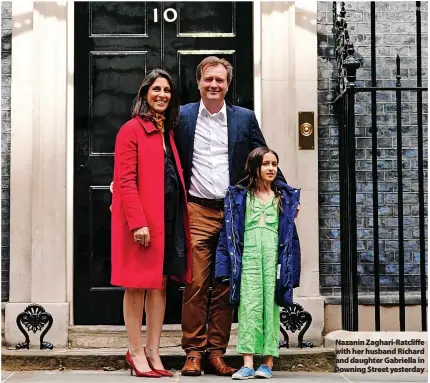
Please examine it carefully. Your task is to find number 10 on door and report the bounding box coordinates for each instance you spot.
[153,8,178,23]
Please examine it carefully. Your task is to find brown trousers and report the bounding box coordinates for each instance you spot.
[181,202,235,357]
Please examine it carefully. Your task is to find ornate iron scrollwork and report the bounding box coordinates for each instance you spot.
[15,304,54,350]
[279,303,313,349]
[332,1,361,93]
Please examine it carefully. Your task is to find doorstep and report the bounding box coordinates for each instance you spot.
[2,346,336,372]
[68,324,238,349]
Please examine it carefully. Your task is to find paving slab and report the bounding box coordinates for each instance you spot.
[342,372,428,382]
[1,370,348,382]
[2,347,335,372]
[2,370,428,382]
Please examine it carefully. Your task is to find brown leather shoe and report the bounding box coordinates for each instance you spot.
[181,356,202,376]
[204,356,238,376]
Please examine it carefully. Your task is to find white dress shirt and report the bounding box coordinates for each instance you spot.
[189,101,230,199]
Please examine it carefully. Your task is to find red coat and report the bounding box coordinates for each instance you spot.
[111,116,192,289]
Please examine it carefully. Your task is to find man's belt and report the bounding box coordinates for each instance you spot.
[188,195,224,209]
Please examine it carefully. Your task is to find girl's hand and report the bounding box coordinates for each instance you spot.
[295,204,301,218]
[133,227,150,246]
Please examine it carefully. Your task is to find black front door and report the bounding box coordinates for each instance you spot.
[74,1,253,325]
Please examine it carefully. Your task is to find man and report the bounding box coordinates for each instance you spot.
[175,56,286,377]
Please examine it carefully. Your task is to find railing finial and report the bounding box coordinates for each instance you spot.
[340,2,346,18]
[343,43,360,87]
[396,54,401,87]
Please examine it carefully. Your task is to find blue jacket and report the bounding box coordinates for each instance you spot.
[215,181,301,307]
[175,102,285,189]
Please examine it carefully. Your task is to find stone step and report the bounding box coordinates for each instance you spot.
[68,325,239,349]
[2,346,336,372]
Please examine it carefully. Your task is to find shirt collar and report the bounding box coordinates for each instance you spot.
[199,100,227,122]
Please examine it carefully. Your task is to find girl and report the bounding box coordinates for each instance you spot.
[215,147,301,380]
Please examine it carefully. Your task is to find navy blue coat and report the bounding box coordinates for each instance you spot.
[215,181,301,307]
[175,102,285,189]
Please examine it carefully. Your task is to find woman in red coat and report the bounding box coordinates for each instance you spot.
[111,69,192,378]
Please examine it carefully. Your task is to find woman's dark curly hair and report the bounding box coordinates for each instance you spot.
[237,146,283,209]
[131,69,179,131]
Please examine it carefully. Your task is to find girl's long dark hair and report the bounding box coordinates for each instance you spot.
[237,146,283,209]
[131,68,179,131]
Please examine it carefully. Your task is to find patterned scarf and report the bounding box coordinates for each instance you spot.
[147,110,166,133]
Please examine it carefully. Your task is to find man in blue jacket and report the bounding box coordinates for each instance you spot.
[175,56,286,377]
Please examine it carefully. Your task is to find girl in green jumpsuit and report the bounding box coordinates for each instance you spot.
[232,147,288,380]
[215,147,300,379]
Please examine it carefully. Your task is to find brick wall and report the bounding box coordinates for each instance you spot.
[1,2,11,302]
[318,1,428,296]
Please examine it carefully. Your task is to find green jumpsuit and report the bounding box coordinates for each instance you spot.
[236,192,280,357]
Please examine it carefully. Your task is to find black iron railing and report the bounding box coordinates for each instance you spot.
[332,1,427,331]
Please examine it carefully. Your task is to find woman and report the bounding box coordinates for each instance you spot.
[111,69,192,378]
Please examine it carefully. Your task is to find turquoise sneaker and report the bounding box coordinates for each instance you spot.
[232,366,255,380]
[255,364,272,379]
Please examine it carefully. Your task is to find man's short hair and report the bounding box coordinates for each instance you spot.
[196,56,233,86]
